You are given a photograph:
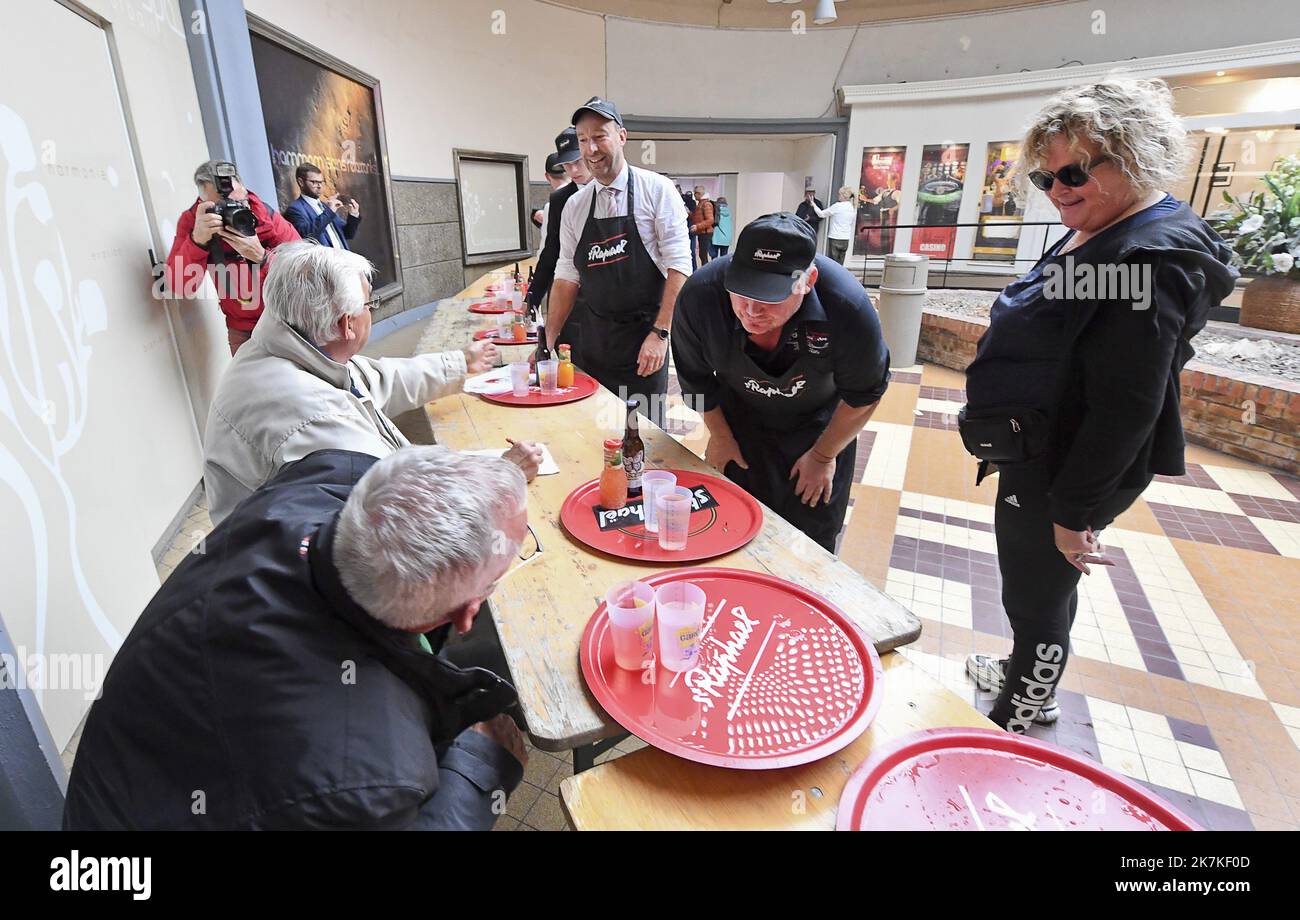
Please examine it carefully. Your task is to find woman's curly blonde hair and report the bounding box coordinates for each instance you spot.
[1019,76,1189,195]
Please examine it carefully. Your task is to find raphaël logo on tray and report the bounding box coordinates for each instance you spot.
[1042,256,1152,310]
[50,851,151,900]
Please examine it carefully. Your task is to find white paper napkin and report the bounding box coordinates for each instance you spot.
[464,444,560,476]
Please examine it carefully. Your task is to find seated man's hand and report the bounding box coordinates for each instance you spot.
[470,713,528,768]
[503,437,544,481]
[463,340,498,374]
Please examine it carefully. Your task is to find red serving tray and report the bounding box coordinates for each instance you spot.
[580,567,884,770]
[473,327,538,345]
[469,300,511,314]
[478,371,598,407]
[559,469,762,563]
[836,728,1201,831]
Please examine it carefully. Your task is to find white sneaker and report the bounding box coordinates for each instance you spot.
[966,653,1060,725]
[966,653,1008,692]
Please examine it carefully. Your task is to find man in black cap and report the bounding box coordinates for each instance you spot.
[548,96,691,426]
[527,126,593,364]
[671,212,891,552]
[531,153,569,233]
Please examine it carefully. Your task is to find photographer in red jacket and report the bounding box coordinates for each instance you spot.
[164,159,300,355]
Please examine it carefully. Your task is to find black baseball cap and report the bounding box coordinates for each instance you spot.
[545,152,564,175]
[724,212,818,303]
[554,126,581,164]
[571,96,623,129]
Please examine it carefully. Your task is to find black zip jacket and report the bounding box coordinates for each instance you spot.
[63,449,522,830]
[972,199,1238,530]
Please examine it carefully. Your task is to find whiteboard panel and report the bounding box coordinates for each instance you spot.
[458,159,522,255]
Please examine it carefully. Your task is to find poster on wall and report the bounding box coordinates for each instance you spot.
[853,146,906,257]
[972,141,1026,262]
[248,21,400,295]
[909,142,969,260]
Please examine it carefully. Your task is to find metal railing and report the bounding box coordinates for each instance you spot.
[849,219,1067,289]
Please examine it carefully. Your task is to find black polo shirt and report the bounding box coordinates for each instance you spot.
[672,254,891,419]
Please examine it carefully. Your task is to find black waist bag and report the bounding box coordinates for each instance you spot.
[956,405,1050,463]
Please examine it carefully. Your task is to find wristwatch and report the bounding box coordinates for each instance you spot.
[652,326,670,341]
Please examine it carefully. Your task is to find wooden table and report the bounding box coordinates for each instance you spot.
[559,651,997,830]
[417,268,921,767]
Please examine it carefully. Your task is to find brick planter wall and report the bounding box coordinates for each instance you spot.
[917,308,1299,476]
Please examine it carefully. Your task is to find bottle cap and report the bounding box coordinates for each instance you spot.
[603,437,622,451]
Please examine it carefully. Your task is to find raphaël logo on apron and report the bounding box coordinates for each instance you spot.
[587,234,629,267]
[753,248,782,263]
[594,485,719,531]
[744,375,808,399]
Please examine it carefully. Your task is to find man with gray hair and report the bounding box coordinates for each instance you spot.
[203,241,543,525]
[65,446,531,830]
[163,159,301,354]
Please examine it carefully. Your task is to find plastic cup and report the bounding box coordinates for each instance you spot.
[511,289,523,312]
[641,471,677,534]
[538,359,559,395]
[605,580,656,670]
[509,362,530,398]
[655,581,706,672]
[655,486,693,551]
[497,320,512,340]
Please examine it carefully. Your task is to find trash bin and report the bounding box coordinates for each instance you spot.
[877,253,929,368]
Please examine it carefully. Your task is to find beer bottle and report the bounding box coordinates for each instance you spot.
[534,324,551,364]
[622,399,645,497]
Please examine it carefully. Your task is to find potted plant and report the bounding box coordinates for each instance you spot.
[1211,154,1300,333]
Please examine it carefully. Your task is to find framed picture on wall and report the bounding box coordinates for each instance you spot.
[247,15,402,300]
[854,146,907,257]
[452,149,532,266]
[973,140,1026,262]
[910,142,970,260]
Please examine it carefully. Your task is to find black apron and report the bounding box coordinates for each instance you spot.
[574,167,670,427]
[718,321,856,553]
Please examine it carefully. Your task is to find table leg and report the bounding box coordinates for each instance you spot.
[571,731,630,774]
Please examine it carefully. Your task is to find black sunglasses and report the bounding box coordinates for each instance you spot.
[1027,154,1113,192]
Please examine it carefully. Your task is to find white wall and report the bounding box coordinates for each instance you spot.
[606,0,1300,119]
[245,0,607,180]
[3,0,220,748]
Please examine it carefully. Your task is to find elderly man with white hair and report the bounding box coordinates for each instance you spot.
[203,241,543,524]
[64,446,531,830]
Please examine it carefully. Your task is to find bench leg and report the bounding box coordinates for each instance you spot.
[571,732,629,774]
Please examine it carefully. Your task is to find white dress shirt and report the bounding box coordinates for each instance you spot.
[555,162,691,285]
[814,200,857,240]
[304,195,346,248]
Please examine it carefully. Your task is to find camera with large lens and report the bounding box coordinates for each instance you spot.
[209,163,259,238]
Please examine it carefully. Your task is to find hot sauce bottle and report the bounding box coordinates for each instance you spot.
[557,344,574,388]
[599,438,627,511]
[511,309,527,342]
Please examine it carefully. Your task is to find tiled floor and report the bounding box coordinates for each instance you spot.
[659,360,1300,832]
[147,333,1300,831]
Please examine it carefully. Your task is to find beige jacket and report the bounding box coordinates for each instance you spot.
[203,314,466,525]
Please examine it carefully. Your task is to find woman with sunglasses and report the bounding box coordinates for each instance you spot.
[961,78,1237,732]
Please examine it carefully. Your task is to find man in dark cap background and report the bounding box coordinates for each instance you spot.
[671,212,891,552]
[527,126,594,365]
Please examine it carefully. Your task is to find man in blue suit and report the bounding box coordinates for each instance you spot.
[284,164,361,249]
